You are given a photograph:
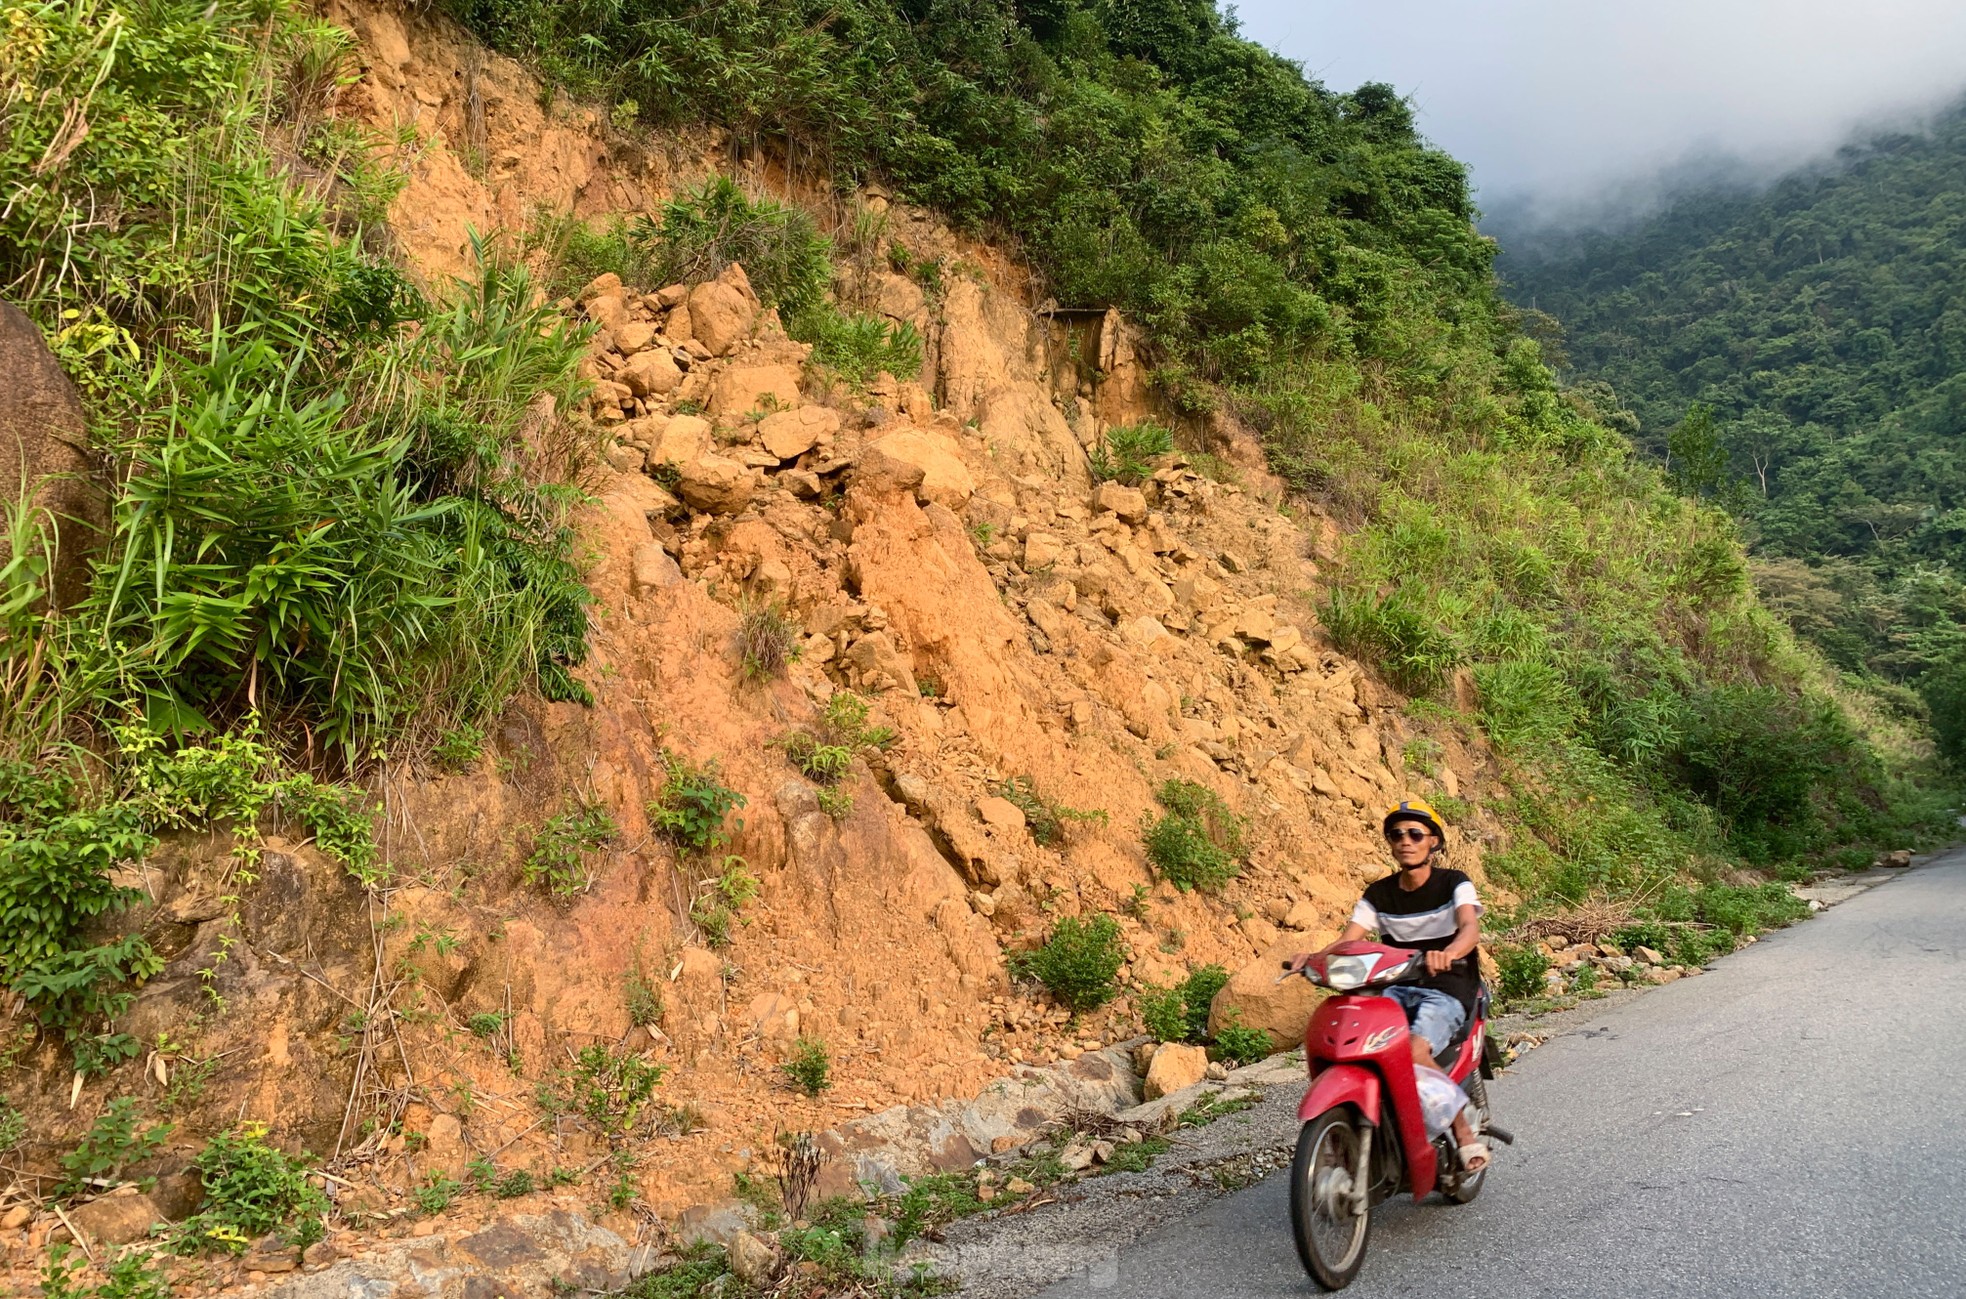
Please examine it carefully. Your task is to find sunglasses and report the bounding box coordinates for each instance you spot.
[1385,827,1433,844]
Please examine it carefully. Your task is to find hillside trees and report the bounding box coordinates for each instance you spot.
[1498,101,1966,755]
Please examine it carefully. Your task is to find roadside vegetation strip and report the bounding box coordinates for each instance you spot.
[619,1082,1281,1298]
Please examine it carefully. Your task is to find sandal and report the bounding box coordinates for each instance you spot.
[1458,1141,1491,1172]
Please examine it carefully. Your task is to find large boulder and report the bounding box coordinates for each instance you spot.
[756,405,840,461]
[1209,939,1325,1046]
[687,264,761,356]
[710,364,802,419]
[617,347,681,397]
[1092,481,1148,523]
[66,1189,164,1248]
[0,301,107,606]
[674,454,758,515]
[1142,1043,1208,1101]
[858,429,974,508]
[646,414,711,467]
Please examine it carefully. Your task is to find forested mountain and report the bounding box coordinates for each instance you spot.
[1499,100,1966,754]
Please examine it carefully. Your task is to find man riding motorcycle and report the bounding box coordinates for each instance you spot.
[1286,799,1490,1171]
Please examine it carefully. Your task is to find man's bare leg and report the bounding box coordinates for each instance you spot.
[1409,1033,1485,1164]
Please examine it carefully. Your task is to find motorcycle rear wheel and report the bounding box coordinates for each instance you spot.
[1442,1069,1489,1205]
[1290,1112,1372,1290]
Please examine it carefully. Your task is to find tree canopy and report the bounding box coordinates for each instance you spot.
[1499,99,1966,757]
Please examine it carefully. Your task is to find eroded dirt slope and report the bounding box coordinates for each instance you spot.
[1,0,1509,1282]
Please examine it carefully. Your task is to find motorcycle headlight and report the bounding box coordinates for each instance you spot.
[1324,953,1382,990]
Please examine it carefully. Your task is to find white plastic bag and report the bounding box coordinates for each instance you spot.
[1414,1065,1469,1138]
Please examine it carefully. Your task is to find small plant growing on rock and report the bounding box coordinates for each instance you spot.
[785,732,854,782]
[780,692,892,820]
[1087,422,1173,486]
[821,690,895,749]
[736,601,802,680]
[492,1168,535,1199]
[522,800,618,898]
[413,1173,461,1214]
[467,1011,507,1039]
[648,750,746,857]
[995,776,1106,846]
[783,1037,833,1096]
[549,1044,666,1138]
[690,856,760,948]
[815,785,854,820]
[1012,914,1128,1011]
[1142,779,1246,892]
[431,722,486,771]
[625,944,664,1027]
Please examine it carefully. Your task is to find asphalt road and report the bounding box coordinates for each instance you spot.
[1040,852,1966,1299]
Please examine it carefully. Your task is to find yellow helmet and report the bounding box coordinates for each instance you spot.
[1382,798,1447,841]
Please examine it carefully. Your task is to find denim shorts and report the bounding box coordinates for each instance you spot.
[1380,985,1467,1055]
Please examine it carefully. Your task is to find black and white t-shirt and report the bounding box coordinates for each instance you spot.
[1350,867,1483,1013]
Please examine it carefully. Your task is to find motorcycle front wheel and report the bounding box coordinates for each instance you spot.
[1290,1112,1372,1291]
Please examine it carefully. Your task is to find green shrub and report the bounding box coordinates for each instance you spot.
[793,304,924,387]
[0,791,153,980]
[527,212,658,298]
[638,177,831,314]
[1177,965,1230,1041]
[414,1174,462,1214]
[1088,423,1174,486]
[1493,944,1551,1002]
[546,1044,665,1137]
[1674,686,1856,843]
[1211,1016,1274,1066]
[57,1099,172,1197]
[1474,660,1580,750]
[1012,915,1128,1011]
[1137,963,1229,1043]
[1142,780,1246,892]
[171,1124,329,1255]
[1321,587,1463,697]
[1136,983,1188,1042]
[784,732,853,783]
[492,1168,535,1198]
[431,723,487,770]
[522,800,617,897]
[782,1037,832,1096]
[40,1245,170,1299]
[647,751,746,857]
[14,935,164,1076]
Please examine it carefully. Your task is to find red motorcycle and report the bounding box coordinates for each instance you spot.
[1283,941,1514,1290]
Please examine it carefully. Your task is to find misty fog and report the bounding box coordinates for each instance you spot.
[1233,0,1966,227]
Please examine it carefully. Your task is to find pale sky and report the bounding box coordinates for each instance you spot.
[1231,0,1966,221]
